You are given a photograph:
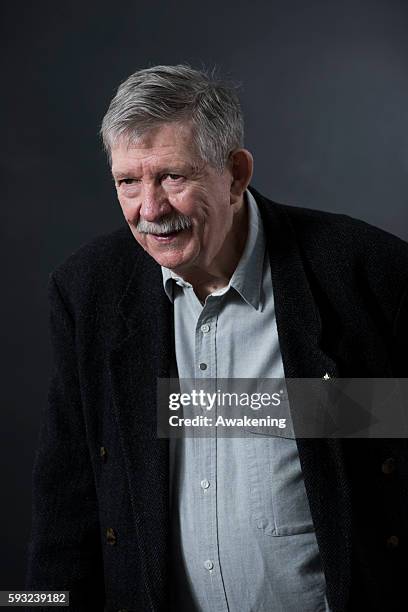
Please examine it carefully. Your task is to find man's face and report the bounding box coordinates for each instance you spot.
[111,122,236,276]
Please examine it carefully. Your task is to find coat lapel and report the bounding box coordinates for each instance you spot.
[108,249,172,611]
[254,188,352,611]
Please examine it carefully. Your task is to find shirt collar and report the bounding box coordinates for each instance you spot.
[161,189,265,310]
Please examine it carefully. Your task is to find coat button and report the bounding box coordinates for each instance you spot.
[386,535,399,549]
[100,446,108,462]
[106,527,117,546]
[381,457,395,475]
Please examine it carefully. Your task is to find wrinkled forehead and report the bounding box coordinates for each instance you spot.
[110,122,204,176]
[112,121,198,156]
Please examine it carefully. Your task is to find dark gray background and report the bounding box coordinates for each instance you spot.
[1,0,407,588]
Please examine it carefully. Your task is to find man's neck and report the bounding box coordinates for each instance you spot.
[180,196,249,302]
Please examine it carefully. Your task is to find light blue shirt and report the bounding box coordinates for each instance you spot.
[162,191,329,611]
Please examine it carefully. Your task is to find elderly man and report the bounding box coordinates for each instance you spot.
[27,65,408,612]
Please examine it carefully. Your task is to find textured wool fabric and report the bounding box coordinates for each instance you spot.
[26,187,408,612]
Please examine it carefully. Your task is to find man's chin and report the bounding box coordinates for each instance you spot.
[142,234,194,268]
[147,247,195,272]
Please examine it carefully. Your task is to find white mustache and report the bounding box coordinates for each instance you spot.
[136,213,192,235]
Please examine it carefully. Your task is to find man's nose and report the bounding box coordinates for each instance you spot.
[139,183,172,222]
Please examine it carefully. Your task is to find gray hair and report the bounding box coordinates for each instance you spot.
[100,64,244,172]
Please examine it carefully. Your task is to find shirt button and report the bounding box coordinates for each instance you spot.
[200,324,210,333]
[200,479,210,489]
[199,363,207,370]
[204,559,214,570]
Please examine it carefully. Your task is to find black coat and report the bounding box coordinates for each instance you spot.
[26,188,408,612]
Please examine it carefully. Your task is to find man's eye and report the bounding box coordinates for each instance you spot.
[119,178,139,185]
[163,173,183,181]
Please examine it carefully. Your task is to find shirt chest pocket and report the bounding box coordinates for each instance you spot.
[246,435,316,536]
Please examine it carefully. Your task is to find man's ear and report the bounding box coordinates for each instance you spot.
[229,149,254,205]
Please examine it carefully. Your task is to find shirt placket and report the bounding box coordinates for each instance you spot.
[194,294,229,612]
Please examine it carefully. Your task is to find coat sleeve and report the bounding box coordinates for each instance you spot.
[25,273,105,610]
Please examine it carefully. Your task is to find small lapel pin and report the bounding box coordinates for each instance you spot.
[323,372,331,380]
